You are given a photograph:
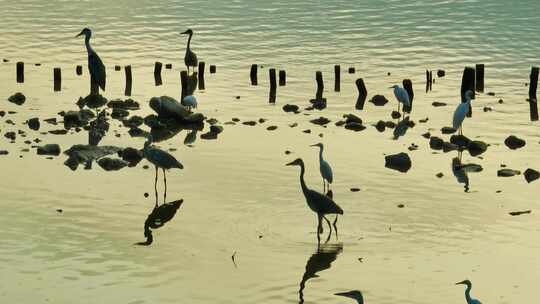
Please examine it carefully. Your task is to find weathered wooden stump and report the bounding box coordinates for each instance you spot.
[334,65,341,92]
[461,67,475,117]
[402,79,413,113]
[53,68,61,91]
[250,64,258,85]
[475,64,484,92]
[198,61,205,90]
[269,68,277,103]
[279,70,286,86]
[125,65,132,96]
[355,78,368,110]
[16,62,24,83]
[154,61,163,86]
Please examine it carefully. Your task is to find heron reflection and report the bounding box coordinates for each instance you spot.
[135,199,184,246]
[298,243,343,304]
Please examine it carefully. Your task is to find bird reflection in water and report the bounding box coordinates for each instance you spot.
[135,199,184,246]
[298,243,343,304]
[452,155,483,193]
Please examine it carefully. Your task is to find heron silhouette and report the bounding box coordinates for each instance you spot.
[390,84,410,115]
[76,28,106,95]
[286,158,343,244]
[310,143,333,193]
[335,290,364,304]
[143,135,184,204]
[453,90,474,135]
[181,29,198,74]
[135,199,184,246]
[456,280,482,304]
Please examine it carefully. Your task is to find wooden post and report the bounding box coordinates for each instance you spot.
[16,62,24,83]
[402,79,413,113]
[53,68,61,91]
[250,64,258,85]
[209,65,216,74]
[279,70,286,86]
[461,67,475,117]
[114,65,121,71]
[76,65,83,76]
[180,70,189,100]
[315,71,324,100]
[198,61,205,90]
[269,68,277,103]
[429,71,433,91]
[425,70,429,93]
[348,67,355,74]
[165,63,172,69]
[475,64,484,92]
[154,62,163,86]
[334,65,341,92]
[529,66,539,121]
[355,78,368,110]
[124,65,132,96]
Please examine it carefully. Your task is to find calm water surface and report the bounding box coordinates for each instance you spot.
[1,0,540,303]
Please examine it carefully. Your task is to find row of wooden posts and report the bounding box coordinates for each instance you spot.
[9,60,540,120]
[13,61,216,97]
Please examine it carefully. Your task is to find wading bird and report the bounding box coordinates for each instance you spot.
[310,143,333,193]
[181,29,198,73]
[456,279,482,304]
[76,28,106,95]
[286,158,343,244]
[453,90,474,135]
[143,135,184,204]
[335,290,364,304]
[182,95,198,111]
[390,84,410,114]
[135,199,184,246]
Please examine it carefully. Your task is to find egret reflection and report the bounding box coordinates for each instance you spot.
[136,199,184,246]
[298,243,343,304]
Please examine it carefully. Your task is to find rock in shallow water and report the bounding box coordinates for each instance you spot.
[504,135,526,150]
[8,92,25,105]
[467,140,488,156]
[310,117,331,126]
[369,95,388,106]
[524,168,540,183]
[97,157,128,171]
[497,169,521,177]
[37,144,61,156]
[64,145,123,171]
[429,136,444,150]
[384,152,412,173]
[27,118,40,131]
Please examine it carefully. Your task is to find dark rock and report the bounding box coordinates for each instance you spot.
[467,141,488,156]
[232,118,240,122]
[335,120,346,127]
[37,144,61,156]
[385,152,412,173]
[122,115,144,128]
[107,98,140,110]
[509,210,531,216]
[504,135,526,150]
[436,172,444,178]
[64,145,122,171]
[283,104,299,113]
[497,169,521,177]
[437,70,445,77]
[289,123,298,128]
[206,118,218,125]
[345,122,366,132]
[129,127,147,138]
[408,143,418,151]
[258,118,267,124]
[111,108,130,119]
[309,98,327,110]
[343,114,362,125]
[119,147,143,166]
[441,126,456,134]
[397,204,405,208]
[498,99,503,104]
[4,131,16,140]
[200,131,218,140]
[391,111,401,119]
[210,125,224,134]
[375,120,386,132]
[303,129,311,134]
[49,129,68,135]
[0,111,5,117]
[422,132,431,139]
[486,92,495,96]
[97,157,128,171]
[310,117,331,126]
[524,168,540,183]
[5,119,15,125]
[64,110,94,129]
[242,121,257,126]
[419,117,429,123]
[369,95,388,106]
[8,92,26,105]
[450,135,471,148]
[432,102,447,107]
[267,125,278,131]
[429,136,444,150]
[350,188,360,192]
[384,121,396,128]
[44,118,57,125]
[0,150,8,155]
[483,106,492,112]
[78,94,108,109]
[442,141,458,152]
[27,118,40,130]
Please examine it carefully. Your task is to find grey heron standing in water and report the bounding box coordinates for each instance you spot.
[390,84,410,115]
[456,279,482,304]
[181,29,198,74]
[286,158,343,244]
[76,28,106,95]
[310,143,333,193]
[335,290,364,304]
[143,135,184,204]
[453,90,474,135]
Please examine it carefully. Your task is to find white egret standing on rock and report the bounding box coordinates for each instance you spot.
[335,290,364,304]
[181,29,198,74]
[456,279,482,304]
[182,95,197,112]
[453,90,474,135]
[76,28,106,95]
[390,84,410,114]
[286,158,343,244]
[143,135,184,204]
[310,143,333,193]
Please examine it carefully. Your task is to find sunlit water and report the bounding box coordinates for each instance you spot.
[1,0,540,303]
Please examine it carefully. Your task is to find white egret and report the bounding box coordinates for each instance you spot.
[76,28,106,94]
[310,143,333,193]
[390,84,410,114]
[456,279,482,304]
[335,290,364,304]
[453,90,474,135]
[181,29,198,73]
[286,158,343,244]
[181,95,198,111]
[143,135,184,204]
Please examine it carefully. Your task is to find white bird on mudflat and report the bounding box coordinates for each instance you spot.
[310,143,333,193]
[456,279,482,304]
[182,95,198,111]
[390,84,410,114]
[453,90,474,135]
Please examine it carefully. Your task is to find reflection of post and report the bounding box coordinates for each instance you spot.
[269,68,277,103]
[124,65,132,96]
[425,70,430,93]
[209,65,216,74]
[53,68,61,92]
[16,62,24,83]
[198,61,205,90]
[355,78,367,110]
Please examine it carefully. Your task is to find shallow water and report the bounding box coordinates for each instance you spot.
[1,0,540,303]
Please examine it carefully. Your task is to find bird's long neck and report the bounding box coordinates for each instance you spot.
[84,33,93,54]
[464,284,472,303]
[318,146,324,162]
[187,33,193,50]
[299,163,308,194]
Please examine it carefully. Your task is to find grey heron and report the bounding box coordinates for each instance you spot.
[456,279,482,304]
[335,290,364,304]
[182,95,198,111]
[135,199,184,246]
[181,29,198,74]
[143,135,184,204]
[76,28,106,94]
[453,90,474,135]
[390,85,410,114]
[286,158,343,244]
[310,143,333,193]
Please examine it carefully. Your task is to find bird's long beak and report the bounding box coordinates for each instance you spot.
[285,160,296,166]
[75,31,84,38]
[334,292,353,298]
[388,86,394,89]
[455,281,464,285]
[310,144,318,147]
[180,30,189,35]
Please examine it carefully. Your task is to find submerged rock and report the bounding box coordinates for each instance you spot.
[429,136,444,150]
[310,117,331,126]
[524,168,540,183]
[37,144,61,156]
[0,150,8,155]
[369,95,388,106]
[345,122,366,131]
[4,131,16,141]
[497,169,521,177]
[27,118,40,131]
[467,140,488,156]
[77,94,108,109]
[343,113,362,125]
[97,157,128,171]
[122,115,144,128]
[450,134,471,148]
[63,110,94,129]
[200,131,218,140]
[267,125,278,131]
[107,98,140,110]
[64,145,123,171]
[283,104,300,113]
[384,152,412,173]
[504,135,526,150]
[8,92,26,105]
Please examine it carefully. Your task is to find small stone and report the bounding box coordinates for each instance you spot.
[282,104,299,113]
[232,118,240,122]
[111,108,130,119]
[0,111,5,117]
[441,126,456,134]
[498,99,504,104]
[432,101,447,107]
[0,150,8,155]
[350,188,360,192]
[436,172,444,178]
[258,118,266,124]
[335,120,346,127]
[483,106,492,112]
[144,192,149,198]
[524,168,540,183]
[437,70,445,77]
[504,135,526,150]
[289,123,298,128]
[384,152,412,173]
[236,96,241,100]
[450,135,471,148]
[37,144,61,156]
[27,118,40,131]
[266,126,278,131]
[4,131,16,140]
[375,120,386,132]
[468,141,488,156]
[384,121,396,129]
[200,132,218,140]
[497,169,521,177]
[310,117,331,126]
[206,118,219,125]
[210,125,224,134]
[429,136,444,150]
[419,118,429,123]
[285,150,291,155]
[391,111,401,119]
[422,132,431,139]
[303,129,311,134]
[49,129,68,135]
[242,121,257,126]
[343,114,362,125]
[97,157,128,171]
[369,95,388,106]
[44,118,57,125]
[56,209,63,213]
[8,92,26,105]
[486,92,495,96]
[397,204,405,208]
[345,122,366,132]
[509,210,531,216]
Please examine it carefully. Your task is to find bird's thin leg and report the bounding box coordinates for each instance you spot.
[322,179,325,193]
[154,166,159,207]
[163,168,167,203]
[317,214,322,245]
[323,215,332,235]
[333,215,339,239]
